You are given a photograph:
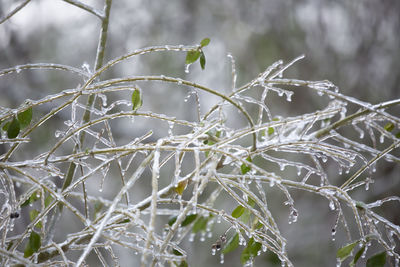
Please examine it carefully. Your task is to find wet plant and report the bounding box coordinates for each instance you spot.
[0,1,399,266]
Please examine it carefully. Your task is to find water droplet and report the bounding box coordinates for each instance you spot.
[189,233,195,242]
[379,134,385,143]
[279,164,286,171]
[55,130,63,138]
[329,200,336,210]
[331,228,336,241]
[220,253,224,264]
[269,180,275,187]
[200,231,206,242]
[211,248,216,255]
[16,67,21,73]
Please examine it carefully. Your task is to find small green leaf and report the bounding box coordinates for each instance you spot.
[181,214,197,227]
[29,209,42,229]
[7,117,20,139]
[337,241,359,261]
[222,233,239,254]
[173,249,183,256]
[93,200,104,219]
[384,122,394,132]
[241,238,262,264]
[200,38,210,48]
[350,245,365,266]
[200,51,206,70]
[192,216,208,233]
[2,121,10,131]
[267,127,274,136]
[231,205,245,218]
[17,107,33,128]
[168,216,177,226]
[240,156,252,175]
[186,50,201,64]
[44,195,53,208]
[117,219,130,224]
[174,180,187,195]
[178,260,188,267]
[272,117,280,121]
[131,88,142,111]
[21,192,40,207]
[396,132,400,138]
[24,231,41,258]
[366,251,386,267]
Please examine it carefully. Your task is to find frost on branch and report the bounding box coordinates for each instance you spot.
[1,18,400,267]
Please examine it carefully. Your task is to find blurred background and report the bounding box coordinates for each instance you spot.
[1,0,399,266]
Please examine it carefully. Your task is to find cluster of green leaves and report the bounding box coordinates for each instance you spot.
[20,191,53,258]
[337,239,386,267]
[222,198,265,265]
[1,107,32,138]
[185,38,210,70]
[168,213,214,234]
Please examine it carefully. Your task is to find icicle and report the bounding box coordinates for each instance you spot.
[288,207,298,224]
[220,253,224,264]
[285,91,293,102]
[168,121,174,136]
[185,64,191,73]
[379,134,385,143]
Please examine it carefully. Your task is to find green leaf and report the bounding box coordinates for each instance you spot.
[200,38,210,48]
[29,209,43,229]
[241,238,262,264]
[44,195,53,208]
[173,249,183,256]
[366,251,386,267]
[247,197,256,207]
[231,205,245,218]
[267,127,274,136]
[7,117,20,139]
[350,245,365,266]
[168,216,177,226]
[181,214,197,227]
[222,233,239,254]
[2,121,10,131]
[240,156,252,175]
[192,216,208,233]
[21,192,40,207]
[186,50,201,64]
[200,51,206,70]
[24,231,41,258]
[336,241,359,261]
[396,132,400,138]
[384,122,394,132]
[93,200,104,219]
[17,107,33,128]
[178,260,188,267]
[174,180,187,195]
[131,88,142,111]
